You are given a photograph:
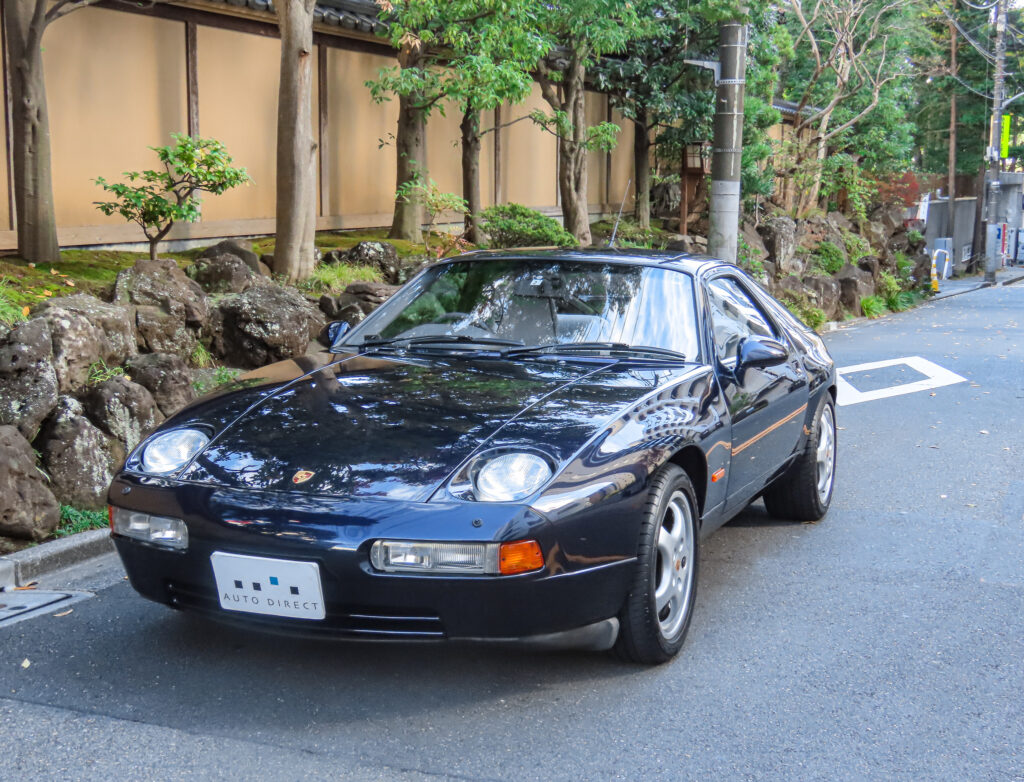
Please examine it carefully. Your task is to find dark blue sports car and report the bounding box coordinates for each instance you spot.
[108,249,836,664]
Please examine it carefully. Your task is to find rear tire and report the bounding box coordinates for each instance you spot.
[763,394,837,521]
[614,464,699,665]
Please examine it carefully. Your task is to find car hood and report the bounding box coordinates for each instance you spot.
[172,351,688,501]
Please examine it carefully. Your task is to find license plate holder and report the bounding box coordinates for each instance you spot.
[211,552,326,620]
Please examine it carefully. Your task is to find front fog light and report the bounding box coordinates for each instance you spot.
[369,539,544,575]
[111,506,188,550]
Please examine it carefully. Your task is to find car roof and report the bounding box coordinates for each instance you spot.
[452,248,729,277]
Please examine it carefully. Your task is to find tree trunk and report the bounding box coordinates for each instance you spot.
[273,0,318,283]
[461,107,481,244]
[5,0,59,263]
[555,54,591,245]
[633,111,651,230]
[389,92,426,242]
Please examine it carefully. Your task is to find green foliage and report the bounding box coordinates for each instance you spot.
[860,295,887,318]
[781,295,826,331]
[366,0,549,120]
[878,270,903,310]
[0,276,26,326]
[811,241,845,275]
[192,366,241,395]
[190,342,214,369]
[894,251,916,288]
[95,134,249,253]
[819,155,877,221]
[87,359,125,386]
[55,505,109,537]
[737,235,767,281]
[297,263,383,296]
[907,229,924,246]
[479,203,578,248]
[395,174,467,251]
[841,230,871,263]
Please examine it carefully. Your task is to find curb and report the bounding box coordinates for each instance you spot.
[0,529,114,589]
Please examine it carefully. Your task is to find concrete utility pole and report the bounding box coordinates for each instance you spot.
[948,1,958,269]
[708,19,748,263]
[985,0,1008,283]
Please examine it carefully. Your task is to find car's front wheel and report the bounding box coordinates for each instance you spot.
[614,464,699,665]
[763,394,837,521]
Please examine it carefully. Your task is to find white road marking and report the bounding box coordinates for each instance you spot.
[836,356,967,406]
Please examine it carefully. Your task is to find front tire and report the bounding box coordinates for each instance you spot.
[763,394,837,521]
[614,464,699,665]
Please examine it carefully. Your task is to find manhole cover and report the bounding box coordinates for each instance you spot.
[0,590,90,627]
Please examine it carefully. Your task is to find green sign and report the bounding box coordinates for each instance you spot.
[1001,115,1011,159]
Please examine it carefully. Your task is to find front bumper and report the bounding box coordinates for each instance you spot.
[109,475,638,640]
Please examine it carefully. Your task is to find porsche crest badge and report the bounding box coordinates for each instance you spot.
[292,470,315,484]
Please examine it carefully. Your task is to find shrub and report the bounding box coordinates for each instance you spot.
[894,251,915,288]
[480,203,577,249]
[860,295,887,318]
[907,228,924,246]
[811,241,844,275]
[842,230,870,262]
[192,366,240,395]
[395,175,467,253]
[781,295,827,331]
[878,270,902,310]
[190,342,214,369]
[737,235,768,281]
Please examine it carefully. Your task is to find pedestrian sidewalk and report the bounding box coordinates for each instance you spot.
[931,267,1024,300]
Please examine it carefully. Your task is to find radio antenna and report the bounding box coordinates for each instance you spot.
[608,178,632,248]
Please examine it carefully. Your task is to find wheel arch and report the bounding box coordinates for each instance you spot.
[666,445,708,521]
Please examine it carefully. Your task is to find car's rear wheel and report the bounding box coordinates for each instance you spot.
[614,464,699,665]
[762,394,837,521]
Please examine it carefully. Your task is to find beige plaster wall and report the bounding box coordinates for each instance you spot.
[196,26,280,222]
[44,8,187,227]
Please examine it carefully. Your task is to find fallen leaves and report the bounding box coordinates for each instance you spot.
[980,430,990,435]
[52,608,73,618]
[20,659,30,669]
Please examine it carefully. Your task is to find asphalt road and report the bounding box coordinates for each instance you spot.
[2,284,1022,781]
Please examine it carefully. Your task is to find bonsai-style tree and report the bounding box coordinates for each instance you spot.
[95,134,250,261]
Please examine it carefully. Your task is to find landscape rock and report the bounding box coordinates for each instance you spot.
[739,219,769,263]
[81,376,164,452]
[126,353,196,417]
[213,285,326,368]
[257,255,275,276]
[857,256,882,283]
[186,254,261,294]
[319,292,369,326]
[776,275,815,303]
[836,263,876,314]
[36,305,104,392]
[114,259,209,358]
[0,318,59,440]
[665,236,701,254]
[321,250,348,265]
[37,396,124,510]
[828,211,854,233]
[346,241,402,284]
[0,425,60,541]
[758,216,802,277]
[871,203,905,236]
[37,294,137,367]
[801,274,843,321]
[198,239,260,272]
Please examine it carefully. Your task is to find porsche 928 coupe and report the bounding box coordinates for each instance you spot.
[108,249,837,664]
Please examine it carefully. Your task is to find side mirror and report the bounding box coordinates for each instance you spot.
[317,321,351,349]
[737,337,788,370]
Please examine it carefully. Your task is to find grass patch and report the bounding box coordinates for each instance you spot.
[55,505,109,537]
[860,295,887,318]
[86,359,125,386]
[0,276,27,326]
[190,342,214,369]
[252,228,432,260]
[192,366,241,395]
[297,263,382,296]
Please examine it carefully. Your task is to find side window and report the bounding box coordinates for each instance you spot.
[706,277,776,362]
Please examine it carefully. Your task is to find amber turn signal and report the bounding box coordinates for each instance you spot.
[498,539,544,575]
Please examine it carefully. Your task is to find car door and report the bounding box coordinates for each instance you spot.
[705,274,809,505]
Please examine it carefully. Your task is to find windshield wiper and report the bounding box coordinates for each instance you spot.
[503,341,689,361]
[357,334,525,353]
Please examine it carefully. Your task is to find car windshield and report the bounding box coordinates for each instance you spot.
[341,257,700,359]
